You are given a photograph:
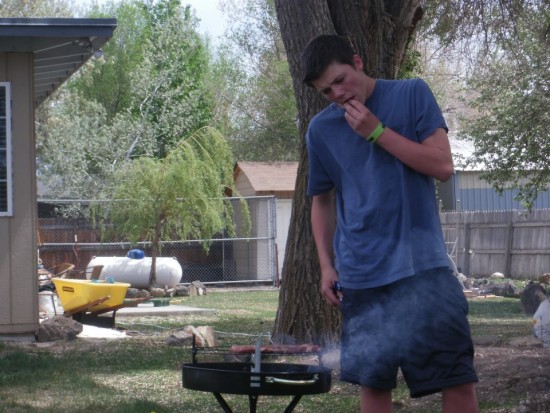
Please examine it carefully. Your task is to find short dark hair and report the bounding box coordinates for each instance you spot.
[302,34,357,86]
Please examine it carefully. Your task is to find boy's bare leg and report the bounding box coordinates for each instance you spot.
[360,386,393,413]
[442,383,479,413]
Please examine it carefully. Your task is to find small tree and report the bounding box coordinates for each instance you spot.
[101,127,248,289]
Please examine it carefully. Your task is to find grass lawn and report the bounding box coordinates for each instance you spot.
[0,288,541,413]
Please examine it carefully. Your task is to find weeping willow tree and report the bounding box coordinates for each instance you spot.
[101,127,248,289]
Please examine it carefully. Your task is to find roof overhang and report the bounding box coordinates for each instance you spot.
[0,18,117,106]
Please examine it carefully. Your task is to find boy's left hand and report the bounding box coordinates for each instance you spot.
[343,98,380,139]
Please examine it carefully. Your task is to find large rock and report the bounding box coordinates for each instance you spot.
[480,281,519,298]
[165,325,216,347]
[181,325,207,346]
[150,288,166,298]
[35,316,83,342]
[196,326,217,347]
[125,288,140,298]
[135,289,151,299]
[189,281,207,296]
[126,288,152,299]
[520,281,547,315]
[165,330,193,346]
[175,284,190,297]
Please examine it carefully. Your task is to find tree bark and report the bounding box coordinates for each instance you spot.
[273,0,422,347]
[149,219,161,289]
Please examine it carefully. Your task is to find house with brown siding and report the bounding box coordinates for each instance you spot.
[0,18,116,336]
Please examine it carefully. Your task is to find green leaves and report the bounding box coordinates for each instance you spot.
[211,0,300,161]
[37,0,215,199]
[459,4,550,209]
[104,126,247,247]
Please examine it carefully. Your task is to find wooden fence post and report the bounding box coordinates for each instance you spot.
[504,221,514,277]
[463,223,471,276]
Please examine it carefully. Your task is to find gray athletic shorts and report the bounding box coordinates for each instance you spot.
[339,267,478,398]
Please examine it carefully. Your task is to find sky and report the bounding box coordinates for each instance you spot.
[85,0,228,40]
[184,0,227,40]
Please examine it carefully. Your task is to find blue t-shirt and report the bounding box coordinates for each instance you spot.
[306,78,450,288]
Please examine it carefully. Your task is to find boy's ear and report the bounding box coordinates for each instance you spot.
[352,55,364,71]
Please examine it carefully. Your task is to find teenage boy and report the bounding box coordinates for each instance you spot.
[303,34,479,413]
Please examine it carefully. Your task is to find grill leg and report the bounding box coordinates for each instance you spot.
[213,393,233,413]
[248,394,258,413]
[284,395,302,413]
[211,392,304,413]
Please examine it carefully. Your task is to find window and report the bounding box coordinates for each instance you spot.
[0,82,12,216]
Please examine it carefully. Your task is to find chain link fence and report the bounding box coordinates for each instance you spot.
[37,196,278,286]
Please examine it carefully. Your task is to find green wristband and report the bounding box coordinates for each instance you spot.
[367,122,385,143]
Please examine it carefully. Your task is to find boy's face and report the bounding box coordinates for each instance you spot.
[311,55,369,106]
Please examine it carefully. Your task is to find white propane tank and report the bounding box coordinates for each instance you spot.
[86,256,182,289]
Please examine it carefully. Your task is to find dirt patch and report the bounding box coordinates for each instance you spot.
[325,338,550,412]
[471,344,550,412]
[409,343,550,412]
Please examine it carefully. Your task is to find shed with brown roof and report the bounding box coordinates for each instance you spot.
[234,162,298,277]
[234,161,298,198]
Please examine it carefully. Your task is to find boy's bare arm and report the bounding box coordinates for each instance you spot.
[343,98,454,182]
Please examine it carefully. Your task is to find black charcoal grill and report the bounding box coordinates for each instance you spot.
[181,335,332,413]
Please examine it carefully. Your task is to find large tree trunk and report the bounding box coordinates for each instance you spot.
[273,0,422,347]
